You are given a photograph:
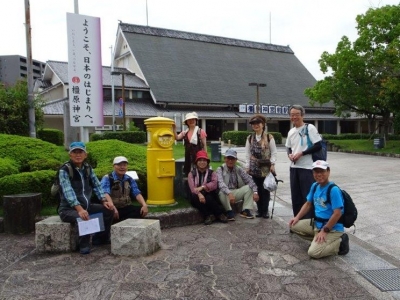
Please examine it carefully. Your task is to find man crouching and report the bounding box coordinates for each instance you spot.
[289,160,349,258]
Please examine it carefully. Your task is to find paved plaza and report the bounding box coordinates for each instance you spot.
[1,148,400,299]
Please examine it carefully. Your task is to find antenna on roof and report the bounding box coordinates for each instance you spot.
[146,0,149,26]
[269,11,271,44]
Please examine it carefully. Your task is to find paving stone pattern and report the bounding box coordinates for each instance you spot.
[0,218,379,300]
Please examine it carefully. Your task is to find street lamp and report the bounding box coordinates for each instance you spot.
[111,69,133,131]
[248,82,267,114]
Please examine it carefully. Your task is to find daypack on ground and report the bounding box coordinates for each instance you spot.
[311,183,358,229]
[305,124,327,161]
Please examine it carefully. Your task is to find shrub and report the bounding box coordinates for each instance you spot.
[222,131,282,145]
[37,128,64,146]
[0,170,55,206]
[0,134,63,172]
[90,131,146,144]
[28,158,62,171]
[0,157,20,177]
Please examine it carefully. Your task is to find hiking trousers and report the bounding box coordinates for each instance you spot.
[291,218,343,259]
[59,203,114,249]
[218,185,254,211]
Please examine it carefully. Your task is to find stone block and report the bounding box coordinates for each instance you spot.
[111,219,161,257]
[35,216,78,253]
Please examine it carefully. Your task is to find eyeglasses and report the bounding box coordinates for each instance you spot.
[250,121,262,125]
[290,113,302,117]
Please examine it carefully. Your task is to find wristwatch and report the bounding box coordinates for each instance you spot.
[323,226,330,233]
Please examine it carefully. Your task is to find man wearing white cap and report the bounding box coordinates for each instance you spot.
[100,156,148,222]
[289,160,349,258]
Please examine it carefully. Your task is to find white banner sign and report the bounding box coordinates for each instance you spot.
[67,13,104,127]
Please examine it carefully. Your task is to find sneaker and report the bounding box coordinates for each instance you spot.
[338,233,350,255]
[263,211,270,219]
[204,216,213,225]
[226,210,235,221]
[218,214,228,223]
[79,246,90,255]
[256,212,262,218]
[240,209,255,219]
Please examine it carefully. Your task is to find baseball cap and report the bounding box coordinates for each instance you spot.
[113,156,129,165]
[312,160,329,170]
[69,141,86,153]
[224,149,237,159]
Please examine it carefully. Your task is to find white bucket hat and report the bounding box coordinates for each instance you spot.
[184,112,198,122]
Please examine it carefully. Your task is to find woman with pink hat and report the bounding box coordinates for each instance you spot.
[173,111,207,176]
[188,150,228,225]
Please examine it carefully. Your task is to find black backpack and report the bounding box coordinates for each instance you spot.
[305,124,327,161]
[311,183,358,230]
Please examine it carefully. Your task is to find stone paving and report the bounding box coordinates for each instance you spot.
[0,217,385,300]
[1,147,400,299]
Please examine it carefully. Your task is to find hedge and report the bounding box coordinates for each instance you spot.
[222,131,283,146]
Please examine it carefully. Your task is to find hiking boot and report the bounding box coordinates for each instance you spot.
[204,216,213,225]
[226,210,235,221]
[218,214,228,223]
[338,233,350,255]
[240,209,255,219]
[79,246,90,255]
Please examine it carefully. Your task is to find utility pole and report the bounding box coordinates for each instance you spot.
[25,0,36,138]
[248,82,267,114]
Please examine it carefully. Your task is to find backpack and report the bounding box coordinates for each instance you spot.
[311,183,358,230]
[305,124,327,161]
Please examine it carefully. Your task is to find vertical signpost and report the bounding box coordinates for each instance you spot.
[66,13,104,141]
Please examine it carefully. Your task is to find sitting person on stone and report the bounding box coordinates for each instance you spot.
[58,142,114,255]
[289,160,350,259]
[216,149,259,221]
[100,156,148,222]
[188,150,228,225]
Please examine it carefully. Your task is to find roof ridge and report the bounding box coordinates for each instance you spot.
[120,23,294,54]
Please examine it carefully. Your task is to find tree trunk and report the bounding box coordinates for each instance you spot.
[3,193,42,234]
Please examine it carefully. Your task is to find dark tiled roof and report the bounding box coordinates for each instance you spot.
[44,61,149,89]
[121,23,327,108]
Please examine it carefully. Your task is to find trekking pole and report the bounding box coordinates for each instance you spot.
[270,172,283,219]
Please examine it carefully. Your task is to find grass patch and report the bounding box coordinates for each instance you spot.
[329,140,400,154]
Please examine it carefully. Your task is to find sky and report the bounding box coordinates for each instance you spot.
[1,0,398,80]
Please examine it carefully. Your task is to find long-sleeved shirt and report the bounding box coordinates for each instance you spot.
[59,163,104,208]
[216,164,257,195]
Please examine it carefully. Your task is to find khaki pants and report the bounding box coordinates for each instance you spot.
[218,185,254,211]
[291,219,343,259]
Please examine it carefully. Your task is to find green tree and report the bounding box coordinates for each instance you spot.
[0,80,44,136]
[305,5,400,135]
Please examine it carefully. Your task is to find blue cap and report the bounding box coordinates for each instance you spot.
[69,141,86,153]
[224,148,237,159]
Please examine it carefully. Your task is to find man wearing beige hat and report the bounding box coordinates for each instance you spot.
[100,156,148,222]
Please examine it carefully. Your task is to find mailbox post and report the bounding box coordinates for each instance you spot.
[144,117,175,205]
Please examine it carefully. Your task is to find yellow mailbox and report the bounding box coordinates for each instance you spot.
[144,117,175,205]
